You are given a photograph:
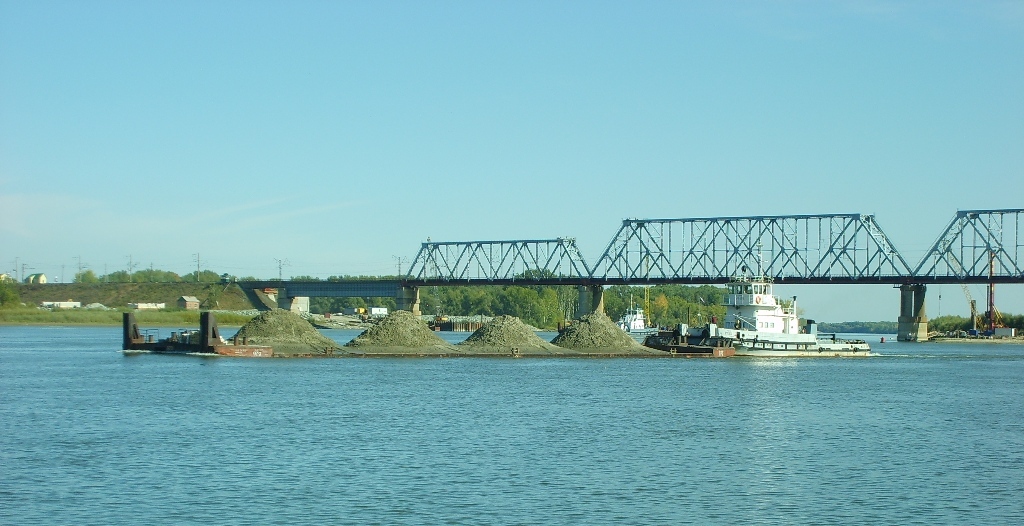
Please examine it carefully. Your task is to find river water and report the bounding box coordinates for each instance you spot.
[2,326,1022,525]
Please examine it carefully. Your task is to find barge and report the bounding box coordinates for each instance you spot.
[122,311,273,357]
[642,329,736,357]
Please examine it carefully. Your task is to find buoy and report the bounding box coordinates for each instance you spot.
[880,337,885,343]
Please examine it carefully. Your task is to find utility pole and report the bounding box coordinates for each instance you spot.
[127,255,137,283]
[194,253,201,283]
[393,255,408,277]
[274,258,290,281]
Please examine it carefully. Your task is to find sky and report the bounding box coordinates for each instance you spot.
[1,1,1022,321]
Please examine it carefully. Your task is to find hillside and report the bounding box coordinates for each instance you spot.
[14,282,255,310]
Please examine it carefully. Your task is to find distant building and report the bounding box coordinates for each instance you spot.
[25,273,47,284]
[178,296,201,310]
[40,301,81,309]
[128,302,166,310]
[0,273,13,283]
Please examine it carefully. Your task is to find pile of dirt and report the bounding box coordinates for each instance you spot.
[232,309,341,356]
[345,310,458,355]
[458,315,568,355]
[550,312,660,354]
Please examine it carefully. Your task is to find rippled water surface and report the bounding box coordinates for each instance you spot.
[2,326,1023,525]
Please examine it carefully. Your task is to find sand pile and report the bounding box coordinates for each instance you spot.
[551,312,661,354]
[233,309,341,356]
[458,315,568,355]
[345,310,458,355]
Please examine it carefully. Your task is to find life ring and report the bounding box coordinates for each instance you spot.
[755,296,762,304]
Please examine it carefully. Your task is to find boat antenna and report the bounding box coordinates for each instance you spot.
[756,243,764,278]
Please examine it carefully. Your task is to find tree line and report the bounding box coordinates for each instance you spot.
[306,277,729,330]
[71,269,236,283]
[6,268,1021,332]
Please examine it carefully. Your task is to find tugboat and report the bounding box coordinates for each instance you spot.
[617,304,659,343]
[644,276,871,357]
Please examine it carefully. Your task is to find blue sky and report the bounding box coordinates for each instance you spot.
[1,1,1021,321]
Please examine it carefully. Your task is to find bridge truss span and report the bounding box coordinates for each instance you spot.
[405,237,591,284]
[591,214,913,284]
[914,209,1024,282]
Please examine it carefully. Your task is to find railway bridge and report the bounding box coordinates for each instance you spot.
[239,208,1023,342]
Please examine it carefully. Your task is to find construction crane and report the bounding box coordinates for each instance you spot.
[986,252,1004,331]
[946,254,983,331]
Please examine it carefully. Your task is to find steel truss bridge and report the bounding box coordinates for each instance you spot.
[404,209,1023,286]
[239,209,1023,300]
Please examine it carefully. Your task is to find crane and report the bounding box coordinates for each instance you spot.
[946,254,983,331]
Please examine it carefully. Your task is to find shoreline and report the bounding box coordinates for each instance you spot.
[929,337,1024,344]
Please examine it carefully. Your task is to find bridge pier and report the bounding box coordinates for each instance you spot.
[279,295,310,315]
[396,286,421,316]
[897,284,929,342]
[575,285,604,318]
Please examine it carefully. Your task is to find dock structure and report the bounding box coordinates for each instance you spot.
[237,209,1024,341]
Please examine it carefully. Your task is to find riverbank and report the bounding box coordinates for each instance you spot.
[0,308,257,327]
[930,336,1024,344]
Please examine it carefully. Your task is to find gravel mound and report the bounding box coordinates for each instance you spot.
[346,310,456,353]
[458,315,566,355]
[232,309,341,356]
[550,312,653,353]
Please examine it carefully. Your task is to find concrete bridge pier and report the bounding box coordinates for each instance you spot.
[897,284,929,342]
[396,286,421,316]
[279,295,310,315]
[575,285,605,318]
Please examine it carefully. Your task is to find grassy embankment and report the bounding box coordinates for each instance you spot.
[1,282,258,326]
[0,308,256,326]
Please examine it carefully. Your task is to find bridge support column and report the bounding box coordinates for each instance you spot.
[897,284,928,342]
[575,285,604,318]
[396,286,421,316]
[278,295,310,315]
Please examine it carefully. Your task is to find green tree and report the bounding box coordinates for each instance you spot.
[74,270,100,283]
[0,281,20,308]
[651,293,669,323]
[181,270,223,283]
[132,269,182,282]
[103,270,132,283]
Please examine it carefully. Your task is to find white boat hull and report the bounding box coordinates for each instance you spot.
[625,328,658,343]
[734,344,873,357]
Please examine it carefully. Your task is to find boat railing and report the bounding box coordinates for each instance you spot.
[814,333,868,344]
[729,315,757,330]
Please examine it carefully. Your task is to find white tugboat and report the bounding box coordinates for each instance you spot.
[617,305,659,343]
[644,275,871,357]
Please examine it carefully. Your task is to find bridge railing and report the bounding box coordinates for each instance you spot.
[590,214,913,283]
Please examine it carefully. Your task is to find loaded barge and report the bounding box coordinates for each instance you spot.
[122,311,273,357]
